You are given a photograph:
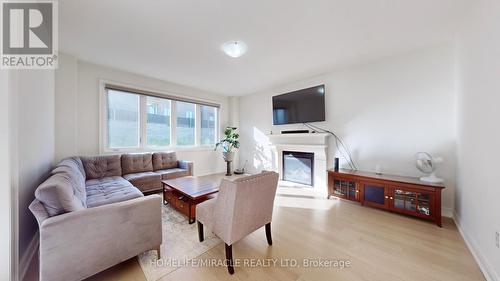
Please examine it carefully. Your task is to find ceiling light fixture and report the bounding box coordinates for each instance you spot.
[221,41,248,58]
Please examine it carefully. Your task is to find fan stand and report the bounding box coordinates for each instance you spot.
[420,171,444,183]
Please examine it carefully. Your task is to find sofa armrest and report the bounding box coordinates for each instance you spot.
[178,160,193,176]
[29,199,50,226]
[38,195,162,281]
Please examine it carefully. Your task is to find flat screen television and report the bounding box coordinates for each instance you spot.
[272,85,325,125]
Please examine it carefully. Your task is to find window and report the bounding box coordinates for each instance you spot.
[146,96,171,146]
[200,105,217,145]
[107,90,140,148]
[102,84,219,151]
[176,101,195,145]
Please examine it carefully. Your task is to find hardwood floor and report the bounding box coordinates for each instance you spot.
[25,187,485,281]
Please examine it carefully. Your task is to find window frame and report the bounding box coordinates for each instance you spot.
[99,80,220,153]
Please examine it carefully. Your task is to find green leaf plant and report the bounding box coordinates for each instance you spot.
[214,127,240,153]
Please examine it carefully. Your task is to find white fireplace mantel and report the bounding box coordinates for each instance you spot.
[267,133,330,145]
[268,133,330,195]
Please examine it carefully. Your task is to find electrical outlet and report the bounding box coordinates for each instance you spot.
[496,232,499,248]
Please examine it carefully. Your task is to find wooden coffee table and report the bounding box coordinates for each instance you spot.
[162,173,248,224]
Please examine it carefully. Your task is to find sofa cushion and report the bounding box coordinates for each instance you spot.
[152,152,178,171]
[155,168,190,180]
[35,173,86,217]
[49,170,86,208]
[52,156,86,178]
[81,155,122,180]
[85,176,143,208]
[123,172,162,193]
[121,153,153,175]
[85,176,126,186]
[51,157,87,207]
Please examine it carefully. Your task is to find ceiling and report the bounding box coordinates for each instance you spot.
[59,0,471,96]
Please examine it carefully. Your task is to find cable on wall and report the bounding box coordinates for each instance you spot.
[303,123,358,170]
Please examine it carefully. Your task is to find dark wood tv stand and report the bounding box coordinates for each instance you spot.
[328,169,445,227]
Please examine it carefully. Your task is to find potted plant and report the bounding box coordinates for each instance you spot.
[214,127,240,176]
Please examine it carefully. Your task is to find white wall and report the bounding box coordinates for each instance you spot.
[238,46,456,215]
[55,54,230,175]
[55,54,78,161]
[0,70,12,281]
[9,69,55,280]
[455,0,500,279]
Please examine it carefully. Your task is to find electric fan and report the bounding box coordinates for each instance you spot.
[415,152,444,183]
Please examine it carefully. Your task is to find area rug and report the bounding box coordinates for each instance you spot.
[137,204,221,281]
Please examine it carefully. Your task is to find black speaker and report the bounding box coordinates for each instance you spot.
[281,130,309,134]
[334,157,339,171]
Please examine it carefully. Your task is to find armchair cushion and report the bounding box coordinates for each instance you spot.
[85,176,143,208]
[152,152,178,170]
[155,168,190,180]
[121,153,153,174]
[81,155,122,180]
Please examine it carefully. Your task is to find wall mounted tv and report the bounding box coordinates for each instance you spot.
[272,85,326,125]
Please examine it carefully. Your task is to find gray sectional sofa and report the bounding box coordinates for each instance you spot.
[29,152,193,281]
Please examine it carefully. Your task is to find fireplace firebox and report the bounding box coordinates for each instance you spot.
[282,151,314,186]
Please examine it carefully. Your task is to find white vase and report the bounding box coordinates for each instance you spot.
[223,151,234,162]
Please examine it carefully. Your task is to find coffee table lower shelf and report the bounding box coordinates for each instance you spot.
[163,185,215,224]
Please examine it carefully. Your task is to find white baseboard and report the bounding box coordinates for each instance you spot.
[453,212,499,281]
[442,207,453,218]
[19,231,39,281]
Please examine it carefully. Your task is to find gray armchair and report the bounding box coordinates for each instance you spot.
[196,171,279,274]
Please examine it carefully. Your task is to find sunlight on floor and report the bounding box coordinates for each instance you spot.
[275,181,337,211]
